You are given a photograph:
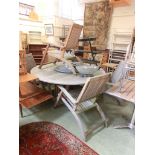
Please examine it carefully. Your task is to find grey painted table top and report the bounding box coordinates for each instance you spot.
[31,62,105,86]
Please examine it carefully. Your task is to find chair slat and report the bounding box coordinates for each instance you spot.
[77,73,111,103]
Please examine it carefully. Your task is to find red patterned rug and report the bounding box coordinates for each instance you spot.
[20,122,99,155]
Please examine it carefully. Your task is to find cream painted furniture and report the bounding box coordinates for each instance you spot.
[102,29,135,72]
[58,73,111,141]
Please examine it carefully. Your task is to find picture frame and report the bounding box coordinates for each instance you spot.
[19,2,34,16]
[44,24,54,36]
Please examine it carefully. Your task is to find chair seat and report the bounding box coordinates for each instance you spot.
[67,86,82,99]
[62,86,96,112]
[20,82,53,109]
[76,99,96,113]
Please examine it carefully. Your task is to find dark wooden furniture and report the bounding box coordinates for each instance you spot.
[19,50,53,117]
[74,37,109,65]
[75,48,109,66]
[19,73,53,117]
[75,37,96,60]
[99,49,109,68]
[27,44,47,65]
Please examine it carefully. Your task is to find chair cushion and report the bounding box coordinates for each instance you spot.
[111,61,127,83]
[26,53,36,72]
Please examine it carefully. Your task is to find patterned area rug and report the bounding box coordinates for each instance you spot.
[20,122,99,155]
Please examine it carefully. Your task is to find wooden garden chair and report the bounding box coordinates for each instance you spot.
[104,60,135,106]
[57,73,111,141]
[39,23,83,69]
[25,53,54,91]
[19,50,53,117]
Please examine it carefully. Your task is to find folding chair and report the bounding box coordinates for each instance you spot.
[39,23,83,69]
[57,73,111,141]
[19,50,53,117]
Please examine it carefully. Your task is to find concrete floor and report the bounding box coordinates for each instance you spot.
[19,94,135,155]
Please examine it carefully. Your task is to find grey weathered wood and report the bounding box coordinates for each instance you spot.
[106,79,135,129]
[39,24,83,69]
[77,74,111,103]
[106,79,135,103]
[31,62,105,86]
[58,73,111,141]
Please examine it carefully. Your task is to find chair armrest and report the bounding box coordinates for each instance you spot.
[58,86,76,104]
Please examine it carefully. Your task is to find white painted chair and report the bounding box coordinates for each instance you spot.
[57,73,111,141]
[111,61,128,83]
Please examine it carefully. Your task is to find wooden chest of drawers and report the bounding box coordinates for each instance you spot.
[27,44,47,65]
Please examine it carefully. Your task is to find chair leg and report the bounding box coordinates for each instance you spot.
[19,104,23,118]
[95,103,108,127]
[54,86,70,108]
[54,90,63,108]
[61,97,86,141]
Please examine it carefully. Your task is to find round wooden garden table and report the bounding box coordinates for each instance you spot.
[31,62,105,86]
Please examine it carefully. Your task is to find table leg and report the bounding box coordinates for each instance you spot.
[114,107,135,129]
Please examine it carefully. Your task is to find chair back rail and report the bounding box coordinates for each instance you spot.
[64,23,83,50]
[39,23,83,69]
[77,73,111,103]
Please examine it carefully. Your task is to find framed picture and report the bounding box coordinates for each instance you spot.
[19,2,34,16]
[44,24,54,36]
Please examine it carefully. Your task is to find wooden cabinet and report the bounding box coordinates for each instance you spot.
[27,44,47,65]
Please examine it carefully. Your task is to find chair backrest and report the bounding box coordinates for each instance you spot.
[39,23,83,69]
[64,23,83,50]
[26,53,36,73]
[77,73,111,103]
[19,50,27,75]
[111,61,129,83]
[109,49,127,64]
